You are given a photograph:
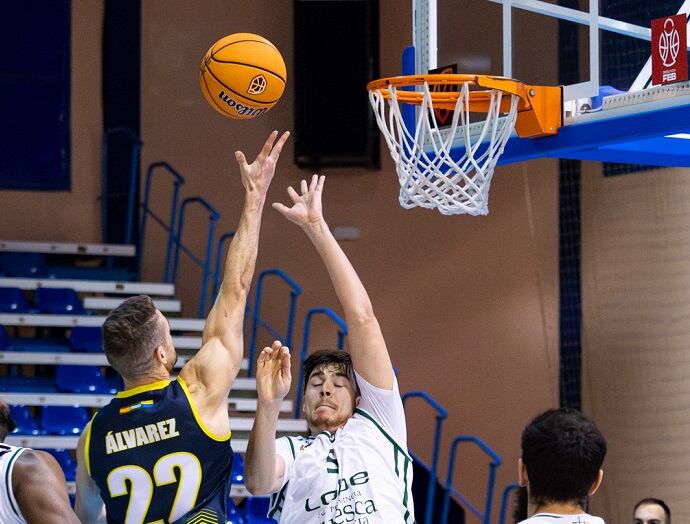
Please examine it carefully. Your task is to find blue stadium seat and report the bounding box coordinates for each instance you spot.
[33,287,85,315]
[227,497,247,524]
[232,451,245,484]
[56,365,115,394]
[40,406,90,435]
[245,497,277,524]
[0,326,9,350]
[8,405,44,435]
[4,337,70,352]
[0,377,56,393]
[41,448,76,481]
[0,253,49,278]
[0,287,34,313]
[70,326,103,353]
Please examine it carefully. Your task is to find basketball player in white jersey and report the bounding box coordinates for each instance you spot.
[245,174,414,523]
[0,399,79,524]
[517,407,607,524]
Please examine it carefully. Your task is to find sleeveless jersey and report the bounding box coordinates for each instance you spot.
[0,443,28,524]
[519,513,606,524]
[269,372,415,523]
[86,378,233,524]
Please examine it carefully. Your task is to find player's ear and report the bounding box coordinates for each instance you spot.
[588,469,604,496]
[153,344,166,364]
[518,458,528,487]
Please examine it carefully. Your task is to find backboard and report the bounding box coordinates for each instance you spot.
[410,0,690,167]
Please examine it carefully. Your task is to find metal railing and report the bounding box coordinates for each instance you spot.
[247,269,302,376]
[138,162,185,282]
[498,483,520,524]
[402,390,448,524]
[440,435,502,524]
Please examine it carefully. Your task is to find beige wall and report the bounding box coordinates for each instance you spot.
[582,162,690,523]
[0,1,103,241]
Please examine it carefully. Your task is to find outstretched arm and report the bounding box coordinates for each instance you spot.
[245,340,291,495]
[180,131,289,418]
[14,449,81,524]
[75,427,106,524]
[273,175,394,389]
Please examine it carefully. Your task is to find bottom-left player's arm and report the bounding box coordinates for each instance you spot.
[75,428,107,524]
[13,449,80,524]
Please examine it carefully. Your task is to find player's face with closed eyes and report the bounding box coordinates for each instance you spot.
[634,503,667,524]
[303,364,357,433]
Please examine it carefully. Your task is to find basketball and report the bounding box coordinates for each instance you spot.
[199,33,286,120]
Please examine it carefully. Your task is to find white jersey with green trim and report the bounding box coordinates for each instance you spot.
[269,372,415,523]
[519,513,605,524]
[0,443,28,524]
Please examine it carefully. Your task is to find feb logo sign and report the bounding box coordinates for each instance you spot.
[651,14,688,85]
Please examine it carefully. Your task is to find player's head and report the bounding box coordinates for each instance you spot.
[634,498,670,524]
[0,398,17,442]
[302,349,360,433]
[102,295,176,381]
[519,407,607,510]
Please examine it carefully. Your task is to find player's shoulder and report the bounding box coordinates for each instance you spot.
[12,448,61,481]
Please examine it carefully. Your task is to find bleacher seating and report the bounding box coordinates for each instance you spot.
[42,448,77,481]
[40,405,91,435]
[56,365,116,394]
[0,286,34,313]
[9,405,43,435]
[245,497,276,524]
[34,287,85,315]
[69,326,103,352]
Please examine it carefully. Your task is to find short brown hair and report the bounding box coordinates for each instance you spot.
[303,349,359,397]
[102,295,163,378]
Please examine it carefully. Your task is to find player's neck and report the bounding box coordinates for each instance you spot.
[123,368,171,391]
[529,499,585,516]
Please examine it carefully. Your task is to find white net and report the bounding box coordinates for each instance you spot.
[369,81,520,216]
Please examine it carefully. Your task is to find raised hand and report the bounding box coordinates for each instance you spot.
[272,174,325,228]
[235,131,290,196]
[256,340,292,405]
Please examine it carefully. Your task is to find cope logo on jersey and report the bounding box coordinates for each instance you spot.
[247,74,267,95]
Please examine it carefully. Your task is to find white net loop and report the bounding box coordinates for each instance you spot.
[369,81,520,216]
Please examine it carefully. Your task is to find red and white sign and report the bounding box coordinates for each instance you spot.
[652,14,688,85]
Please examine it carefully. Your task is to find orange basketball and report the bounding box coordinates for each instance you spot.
[199,33,286,120]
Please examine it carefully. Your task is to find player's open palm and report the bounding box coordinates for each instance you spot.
[272,174,325,228]
[256,340,292,404]
[235,130,290,196]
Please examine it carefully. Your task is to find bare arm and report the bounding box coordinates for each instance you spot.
[180,131,290,419]
[245,340,290,495]
[13,449,80,524]
[273,175,394,388]
[75,426,107,524]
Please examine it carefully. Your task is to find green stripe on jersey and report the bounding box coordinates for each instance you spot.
[5,448,24,518]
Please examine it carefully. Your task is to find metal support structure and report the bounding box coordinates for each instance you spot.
[247,269,302,377]
[401,391,448,524]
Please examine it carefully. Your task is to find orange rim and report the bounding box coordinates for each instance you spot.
[367,73,563,137]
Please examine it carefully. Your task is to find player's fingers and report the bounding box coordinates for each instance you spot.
[272,202,290,216]
[317,175,326,192]
[234,151,249,171]
[257,130,278,162]
[269,131,290,159]
[287,186,301,204]
[300,179,308,194]
[309,174,318,192]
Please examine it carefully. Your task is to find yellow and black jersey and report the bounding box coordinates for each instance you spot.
[86,378,232,524]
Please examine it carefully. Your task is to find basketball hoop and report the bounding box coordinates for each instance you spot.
[368,74,562,215]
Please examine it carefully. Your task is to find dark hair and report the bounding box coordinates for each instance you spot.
[303,349,359,396]
[0,402,16,442]
[521,407,607,507]
[102,295,163,379]
[634,498,671,524]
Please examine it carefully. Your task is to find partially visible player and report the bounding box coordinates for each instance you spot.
[0,398,79,524]
[74,131,289,524]
[245,175,415,522]
[518,407,607,523]
[633,498,670,524]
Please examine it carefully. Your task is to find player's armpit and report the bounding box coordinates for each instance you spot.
[13,450,80,524]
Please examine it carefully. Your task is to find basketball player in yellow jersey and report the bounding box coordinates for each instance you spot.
[74,130,289,524]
